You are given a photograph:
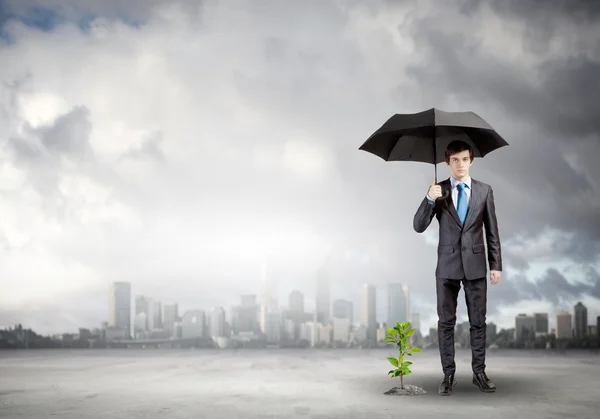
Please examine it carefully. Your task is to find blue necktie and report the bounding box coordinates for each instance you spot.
[456,183,469,224]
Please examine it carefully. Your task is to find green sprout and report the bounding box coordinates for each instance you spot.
[385,321,422,390]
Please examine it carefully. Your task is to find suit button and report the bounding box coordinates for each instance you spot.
[462,247,466,251]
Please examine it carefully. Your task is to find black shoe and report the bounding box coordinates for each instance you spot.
[472,372,496,393]
[438,374,456,396]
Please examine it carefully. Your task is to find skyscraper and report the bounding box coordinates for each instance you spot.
[109,282,131,339]
[556,311,572,339]
[515,313,535,343]
[135,295,150,333]
[315,265,330,324]
[387,283,409,326]
[534,313,549,336]
[288,290,304,322]
[332,299,353,324]
[208,306,226,337]
[360,283,376,342]
[232,295,259,334]
[259,255,277,309]
[258,255,279,334]
[163,303,179,337]
[181,310,205,339]
[573,302,588,338]
[152,300,163,330]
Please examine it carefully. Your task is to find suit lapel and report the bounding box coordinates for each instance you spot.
[441,179,462,227]
[462,179,480,231]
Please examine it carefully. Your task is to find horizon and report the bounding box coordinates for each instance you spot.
[1,1,599,339]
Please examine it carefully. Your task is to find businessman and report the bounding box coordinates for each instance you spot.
[413,139,502,396]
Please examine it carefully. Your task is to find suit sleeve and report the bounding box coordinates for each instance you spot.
[413,196,437,233]
[483,186,502,271]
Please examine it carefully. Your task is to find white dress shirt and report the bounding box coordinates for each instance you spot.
[427,175,471,210]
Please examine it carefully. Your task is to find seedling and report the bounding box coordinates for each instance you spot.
[385,321,421,390]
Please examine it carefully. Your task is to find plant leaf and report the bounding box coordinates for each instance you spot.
[411,347,422,352]
[387,357,399,367]
[405,329,415,337]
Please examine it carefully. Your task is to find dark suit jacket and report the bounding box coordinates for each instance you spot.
[413,177,502,280]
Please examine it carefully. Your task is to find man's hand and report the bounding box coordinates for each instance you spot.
[428,179,442,200]
[490,270,501,285]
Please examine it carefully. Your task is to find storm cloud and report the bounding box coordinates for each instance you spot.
[0,0,598,334]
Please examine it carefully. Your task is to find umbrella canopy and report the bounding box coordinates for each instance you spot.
[359,108,509,190]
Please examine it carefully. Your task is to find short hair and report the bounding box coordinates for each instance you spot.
[445,140,473,164]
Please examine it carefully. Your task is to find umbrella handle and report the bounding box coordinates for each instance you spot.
[438,189,450,200]
[434,176,450,200]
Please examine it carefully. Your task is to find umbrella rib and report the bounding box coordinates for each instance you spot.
[385,125,421,160]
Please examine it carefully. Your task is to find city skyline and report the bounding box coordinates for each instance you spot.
[96,279,600,342]
[1,1,599,338]
[2,266,598,337]
[2,265,597,337]
[4,277,598,351]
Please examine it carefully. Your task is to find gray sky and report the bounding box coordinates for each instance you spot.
[0,0,599,335]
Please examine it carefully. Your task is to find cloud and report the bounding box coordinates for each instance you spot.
[402,0,600,265]
[0,0,598,335]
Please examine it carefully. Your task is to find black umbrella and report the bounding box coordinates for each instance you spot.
[359,108,509,200]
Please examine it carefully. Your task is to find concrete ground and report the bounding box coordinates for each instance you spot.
[1,348,599,418]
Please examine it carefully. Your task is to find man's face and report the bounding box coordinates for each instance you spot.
[446,149,472,180]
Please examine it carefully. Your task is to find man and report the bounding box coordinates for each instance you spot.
[413,139,502,396]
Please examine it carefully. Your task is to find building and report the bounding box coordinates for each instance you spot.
[282,318,296,341]
[388,283,409,326]
[231,295,259,334]
[332,299,353,324]
[181,310,205,339]
[163,303,179,337]
[332,317,351,344]
[360,284,377,342]
[318,324,332,345]
[151,300,163,330]
[573,302,587,338]
[208,306,226,337]
[206,307,225,338]
[232,300,259,334]
[135,295,150,333]
[288,290,304,323]
[556,311,572,339]
[315,266,331,324]
[534,313,548,336]
[515,314,535,343]
[300,321,318,346]
[259,256,278,313]
[134,313,147,338]
[262,310,282,343]
[109,282,131,339]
